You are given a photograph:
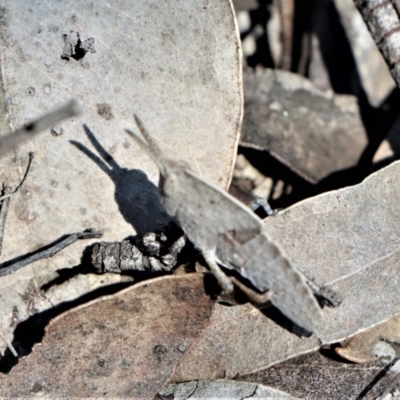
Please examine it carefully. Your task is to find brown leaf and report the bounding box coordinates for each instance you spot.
[173,303,320,381]
[0,274,214,398]
[241,68,367,183]
[336,315,400,363]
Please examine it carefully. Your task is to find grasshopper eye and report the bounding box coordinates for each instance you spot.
[162,172,179,198]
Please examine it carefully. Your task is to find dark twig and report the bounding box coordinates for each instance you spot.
[0,152,34,256]
[0,190,11,257]
[0,229,102,277]
[0,152,34,203]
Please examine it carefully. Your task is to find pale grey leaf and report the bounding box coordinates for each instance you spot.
[160,379,299,399]
[0,0,241,273]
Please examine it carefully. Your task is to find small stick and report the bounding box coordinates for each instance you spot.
[0,152,34,256]
[0,229,102,277]
[0,152,34,203]
[0,100,80,157]
[0,190,11,257]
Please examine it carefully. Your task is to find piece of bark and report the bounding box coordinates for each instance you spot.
[334,0,395,107]
[173,160,400,380]
[241,68,367,183]
[0,274,214,398]
[354,0,400,89]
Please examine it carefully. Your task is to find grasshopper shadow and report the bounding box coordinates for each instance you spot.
[70,125,171,235]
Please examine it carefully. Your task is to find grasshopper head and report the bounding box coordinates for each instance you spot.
[125,115,188,216]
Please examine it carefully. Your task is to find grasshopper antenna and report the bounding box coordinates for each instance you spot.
[125,115,166,173]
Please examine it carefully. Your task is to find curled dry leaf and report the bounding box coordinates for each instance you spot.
[241,68,367,183]
[0,0,242,271]
[159,379,299,399]
[173,160,400,380]
[0,274,214,398]
[336,315,400,363]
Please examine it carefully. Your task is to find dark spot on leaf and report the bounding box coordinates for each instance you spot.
[26,87,35,96]
[153,344,168,361]
[31,382,42,393]
[96,103,114,120]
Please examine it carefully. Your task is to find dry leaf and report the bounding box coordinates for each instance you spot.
[173,160,400,380]
[173,303,321,381]
[160,379,299,399]
[336,315,400,363]
[239,351,395,400]
[0,0,242,272]
[0,274,214,398]
[241,68,367,183]
[0,271,132,355]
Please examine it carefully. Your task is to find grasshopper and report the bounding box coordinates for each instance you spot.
[126,116,327,337]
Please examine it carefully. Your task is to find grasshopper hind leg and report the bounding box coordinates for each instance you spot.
[202,250,234,293]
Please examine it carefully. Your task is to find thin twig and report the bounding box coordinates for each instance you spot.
[0,100,80,157]
[0,191,11,257]
[0,229,102,277]
[0,152,34,203]
[0,152,35,255]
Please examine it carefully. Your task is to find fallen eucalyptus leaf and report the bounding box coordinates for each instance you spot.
[241,68,368,183]
[336,315,400,363]
[0,0,242,272]
[172,303,321,381]
[0,274,214,398]
[239,351,395,400]
[159,379,299,399]
[173,160,400,379]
